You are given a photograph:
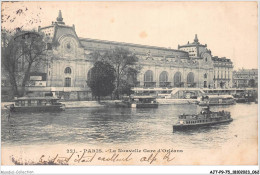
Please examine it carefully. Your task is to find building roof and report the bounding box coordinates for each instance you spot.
[41,11,189,56]
[79,37,188,54]
[233,69,258,73]
[212,56,231,62]
[39,11,82,47]
[178,34,207,48]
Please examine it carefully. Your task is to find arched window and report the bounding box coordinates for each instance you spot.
[174,72,182,87]
[187,72,195,86]
[204,73,207,79]
[159,71,169,87]
[159,71,168,82]
[144,70,153,82]
[65,77,71,87]
[144,70,155,87]
[64,67,71,74]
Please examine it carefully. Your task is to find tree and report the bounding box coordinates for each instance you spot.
[103,47,140,99]
[89,48,140,99]
[87,61,116,101]
[2,30,47,97]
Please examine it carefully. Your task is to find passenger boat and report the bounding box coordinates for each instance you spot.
[233,93,253,103]
[115,96,159,108]
[173,106,233,130]
[198,95,235,106]
[234,97,248,103]
[4,97,66,112]
[157,98,199,105]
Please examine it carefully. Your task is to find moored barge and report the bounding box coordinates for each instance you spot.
[115,96,159,108]
[4,97,66,112]
[198,95,235,106]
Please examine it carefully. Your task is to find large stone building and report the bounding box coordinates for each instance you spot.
[2,11,234,100]
[233,69,258,88]
[212,56,233,88]
[178,35,233,88]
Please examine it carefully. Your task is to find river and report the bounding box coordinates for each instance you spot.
[1,103,258,150]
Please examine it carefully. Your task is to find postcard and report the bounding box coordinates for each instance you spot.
[1,1,258,174]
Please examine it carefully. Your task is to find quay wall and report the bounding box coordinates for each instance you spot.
[1,101,106,110]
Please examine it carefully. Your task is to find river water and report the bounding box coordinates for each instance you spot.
[1,103,258,150]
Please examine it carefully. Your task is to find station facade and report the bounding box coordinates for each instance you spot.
[27,11,233,99]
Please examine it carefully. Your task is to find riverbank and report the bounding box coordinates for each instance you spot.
[1,100,124,109]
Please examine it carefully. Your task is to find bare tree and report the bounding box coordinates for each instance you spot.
[2,30,47,97]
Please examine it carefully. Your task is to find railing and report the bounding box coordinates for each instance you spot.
[24,86,91,92]
[144,82,156,87]
[159,82,171,87]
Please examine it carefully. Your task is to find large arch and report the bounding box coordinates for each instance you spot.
[187,72,195,87]
[159,71,169,87]
[144,70,155,87]
[159,71,168,82]
[173,72,182,87]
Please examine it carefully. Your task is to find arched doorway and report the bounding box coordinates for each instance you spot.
[159,71,169,87]
[187,72,195,87]
[173,72,182,87]
[64,77,71,87]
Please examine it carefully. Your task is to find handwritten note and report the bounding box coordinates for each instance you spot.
[10,148,183,165]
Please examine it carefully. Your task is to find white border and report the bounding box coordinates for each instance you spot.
[1,165,259,175]
[1,0,259,174]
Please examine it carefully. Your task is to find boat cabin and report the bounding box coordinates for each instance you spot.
[130,96,158,104]
[199,94,235,105]
[14,97,61,107]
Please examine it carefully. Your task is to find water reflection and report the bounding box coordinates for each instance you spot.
[1,103,258,149]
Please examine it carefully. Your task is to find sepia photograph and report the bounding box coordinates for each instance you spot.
[1,1,259,174]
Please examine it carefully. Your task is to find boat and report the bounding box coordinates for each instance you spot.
[233,93,249,103]
[4,97,66,112]
[198,95,235,106]
[115,96,159,108]
[173,106,233,130]
[157,98,198,105]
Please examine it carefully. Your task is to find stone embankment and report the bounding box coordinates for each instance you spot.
[1,100,122,109]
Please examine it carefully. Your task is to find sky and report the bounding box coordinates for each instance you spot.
[1,1,258,70]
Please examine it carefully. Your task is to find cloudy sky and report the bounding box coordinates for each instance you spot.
[2,1,258,69]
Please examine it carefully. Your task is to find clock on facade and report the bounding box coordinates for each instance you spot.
[65,41,73,53]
